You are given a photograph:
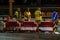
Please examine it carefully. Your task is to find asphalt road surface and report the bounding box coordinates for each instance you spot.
[0,32,60,40]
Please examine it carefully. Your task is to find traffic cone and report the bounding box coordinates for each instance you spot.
[7,16,10,22]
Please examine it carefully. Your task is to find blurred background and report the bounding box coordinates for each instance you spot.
[0,0,60,6]
[0,0,60,40]
[0,0,60,16]
[0,0,60,21]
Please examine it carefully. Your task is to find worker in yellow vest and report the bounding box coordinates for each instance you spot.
[34,8,42,23]
[24,8,31,21]
[14,8,22,21]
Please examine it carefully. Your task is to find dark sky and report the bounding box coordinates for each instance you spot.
[41,0,60,4]
[0,0,60,5]
[0,0,23,5]
[0,0,37,5]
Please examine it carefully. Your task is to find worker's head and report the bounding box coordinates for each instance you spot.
[53,9,57,13]
[27,8,30,11]
[37,7,41,10]
[17,8,20,11]
[54,9,56,11]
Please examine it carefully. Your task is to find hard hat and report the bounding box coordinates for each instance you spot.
[38,7,41,10]
[26,8,30,11]
[17,8,20,11]
[28,8,30,10]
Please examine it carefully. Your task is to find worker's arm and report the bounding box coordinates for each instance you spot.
[29,12,31,16]
[24,12,26,16]
[39,11,42,16]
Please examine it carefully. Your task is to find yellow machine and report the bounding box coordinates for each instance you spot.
[34,8,42,22]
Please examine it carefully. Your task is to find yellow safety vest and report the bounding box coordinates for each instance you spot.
[15,11,19,18]
[26,12,31,16]
[35,10,42,21]
[24,11,31,20]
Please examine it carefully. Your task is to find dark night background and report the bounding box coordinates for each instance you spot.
[0,0,60,15]
[0,0,60,7]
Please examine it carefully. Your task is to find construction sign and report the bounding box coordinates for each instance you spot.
[52,11,58,32]
[52,11,58,21]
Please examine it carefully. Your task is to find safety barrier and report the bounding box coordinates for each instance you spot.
[39,22,53,32]
[5,22,20,31]
[4,21,54,32]
[20,22,38,32]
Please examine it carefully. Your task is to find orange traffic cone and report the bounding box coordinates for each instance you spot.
[7,16,10,22]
